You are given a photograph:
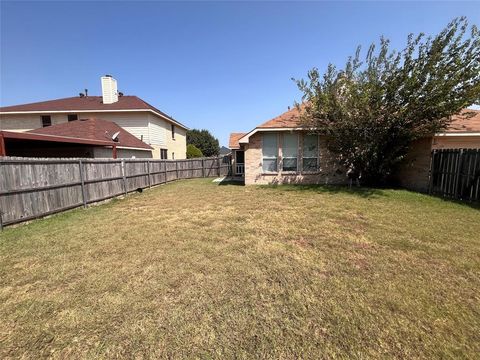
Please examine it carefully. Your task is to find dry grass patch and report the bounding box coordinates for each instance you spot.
[1,179,479,358]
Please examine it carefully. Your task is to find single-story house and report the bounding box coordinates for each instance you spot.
[0,75,188,159]
[229,107,348,185]
[0,118,153,158]
[433,109,480,149]
[229,107,480,186]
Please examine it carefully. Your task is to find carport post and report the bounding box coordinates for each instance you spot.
[0,133,6,156]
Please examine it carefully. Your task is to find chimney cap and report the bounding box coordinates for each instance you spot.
[104,74,112,78]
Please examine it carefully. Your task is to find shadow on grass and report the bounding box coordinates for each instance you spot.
[217,178,245,186]
[260,184,389,198]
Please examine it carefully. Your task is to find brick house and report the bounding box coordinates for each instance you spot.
[229,107,349,185]
[229,106,480,187]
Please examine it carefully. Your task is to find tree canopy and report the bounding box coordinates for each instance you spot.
[295,17,480,185]
[186,129,220,157]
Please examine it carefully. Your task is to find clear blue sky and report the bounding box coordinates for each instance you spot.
[1,1,479,146]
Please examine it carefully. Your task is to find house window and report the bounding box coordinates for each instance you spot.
[41,115,52,127]
[171,124,175,140]
[161,149,168,159]
[282,133,298,172]
[262,133,278,172]
[303,134,319,171]
[67,114,78,122]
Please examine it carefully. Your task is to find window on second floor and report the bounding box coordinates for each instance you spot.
[171,124,175,140]
[67,114,78,122]
[41,115,52,127]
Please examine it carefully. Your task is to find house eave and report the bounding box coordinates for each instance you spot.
[0,109,189,130]
[238,127,315,144]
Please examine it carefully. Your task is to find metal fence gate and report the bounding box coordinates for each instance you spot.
[429,149,480,202]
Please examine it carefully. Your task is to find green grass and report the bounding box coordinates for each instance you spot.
[1,179,479,358]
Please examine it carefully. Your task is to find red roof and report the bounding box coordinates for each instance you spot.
[228,132,247,149]
[0,130,115,146]
[447,109,480,133]
[28,118,153,150]
[0,95,188,129]
[258,106,303,128]
[255,106,480,132]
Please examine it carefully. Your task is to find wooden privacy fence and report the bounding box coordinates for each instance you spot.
[0,155,232,228]
[429,149,480,202]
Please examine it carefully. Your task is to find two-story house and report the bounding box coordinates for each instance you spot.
[0,76,188,159]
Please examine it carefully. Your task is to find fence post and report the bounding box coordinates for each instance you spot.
[78,159,87,208]
[164,161,168,183]
[217,156,220,176]
[0,208,3,231]
[121,159,127,195]
[147,160,151,188]
[202,158,205,178]
[175,160,179,180]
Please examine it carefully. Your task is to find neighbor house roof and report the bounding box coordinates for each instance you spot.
[228,132,247,149]
[0,95,188,129]
[28,118,153,150]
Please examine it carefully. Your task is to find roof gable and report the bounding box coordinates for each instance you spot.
[228,132,247,149]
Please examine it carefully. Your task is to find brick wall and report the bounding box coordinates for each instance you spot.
[392,137,433,193]
[244,131,348,185]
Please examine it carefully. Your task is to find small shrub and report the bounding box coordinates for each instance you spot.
[186,144,204,158]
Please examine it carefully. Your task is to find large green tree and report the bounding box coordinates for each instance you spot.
[295,17,480,185]
[186,129,220,157]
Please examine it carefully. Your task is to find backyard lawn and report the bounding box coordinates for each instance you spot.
[1,178,479,358]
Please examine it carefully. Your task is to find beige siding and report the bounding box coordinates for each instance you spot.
[244,131,347,185]
[432,135,480,149]
[167,125,187,159]
[93,147,153,159]
[148,114,167,146]
[0,113,66,131]
[80,112,150,143]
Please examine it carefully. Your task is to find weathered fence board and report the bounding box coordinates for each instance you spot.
[430,149,480,202]
[0,155,232,228]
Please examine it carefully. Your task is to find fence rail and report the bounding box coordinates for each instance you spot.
[429,148,480,202]
[0,155,232,228]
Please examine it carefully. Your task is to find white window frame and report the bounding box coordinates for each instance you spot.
[262,133,278,173]
[302,134,319,173]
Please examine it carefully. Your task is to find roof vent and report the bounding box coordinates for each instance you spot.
[101,75,118,104]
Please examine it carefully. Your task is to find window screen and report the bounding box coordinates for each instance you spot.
[303,134,318,171]
[262,133,278,172]
[282,133,298,171]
